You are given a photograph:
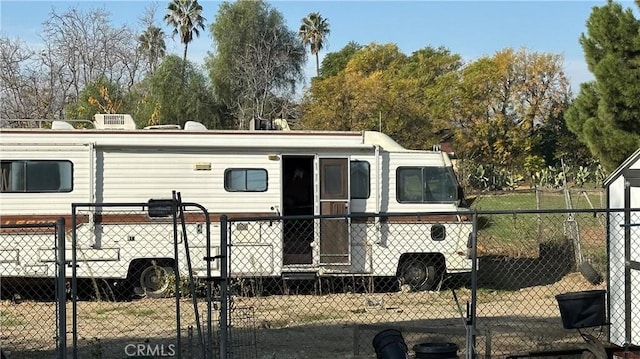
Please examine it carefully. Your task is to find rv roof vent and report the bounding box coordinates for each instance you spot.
[94,114,136,130]
[143,124,181,130]
[184,121,207,131]
[272,118,290,131]
[51,121,75,130]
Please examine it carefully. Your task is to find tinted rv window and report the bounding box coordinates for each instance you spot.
[396,166,458,203]
[224,168,267,192]
[350,160,370,199]
[0,160,73,193]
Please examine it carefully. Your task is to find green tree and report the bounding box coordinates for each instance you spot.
[536,109,593,170]
[131,55,224,129]
[318,41,362,79]
[64,76,127,121]
[298,12,330,77]
[401,47,463,146]
[301,43,461,150]
[164,0,206,84]
[300,43,406,133]
[138,25,166,74]
[207,0,306,129]
[565,0,640,172]
[453,48,570,173]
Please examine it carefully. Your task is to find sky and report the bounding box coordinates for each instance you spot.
[0,0,630,92]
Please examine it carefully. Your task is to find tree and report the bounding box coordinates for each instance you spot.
[298,12,330,77]
[164,0,206,84]
[131,55,225,129]
[300,43,405,132]
[0,37,41,121]
[138,4,166,75]
[318,41,361,79]
[0,7,142,120]
[64,76,125,120]
[453,48,571,173]
[207,0,306,129]
[43,7,142,94]
[300,43,462,150]
[138,26,166,74]
[565,0,640,172]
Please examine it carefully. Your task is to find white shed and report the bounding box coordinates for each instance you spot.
[604,148,640,347]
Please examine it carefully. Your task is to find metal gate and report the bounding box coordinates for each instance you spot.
[69,192,222,359]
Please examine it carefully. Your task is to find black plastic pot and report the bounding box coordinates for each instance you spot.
[372,329,409,359]
[413,342,459,359]
[555,289,606,329]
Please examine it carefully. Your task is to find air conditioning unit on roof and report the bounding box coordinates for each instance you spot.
[93,114,136,130]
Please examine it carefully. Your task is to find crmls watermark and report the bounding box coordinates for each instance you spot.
[124,343,176,357]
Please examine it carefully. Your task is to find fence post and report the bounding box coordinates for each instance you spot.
[56,217,67,359]
[467,211,479,359]
[220,215,229,359]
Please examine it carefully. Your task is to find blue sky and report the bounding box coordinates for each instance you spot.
[0,0,626,92]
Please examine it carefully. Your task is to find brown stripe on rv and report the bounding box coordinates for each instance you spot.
[1,214,89,226]
[1,213,469,232]
[0,214,89,233]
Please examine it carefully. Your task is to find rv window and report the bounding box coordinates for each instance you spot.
[350,161,370,199]
[224,168,268,192]
[396,166,458,203]
[0,160,73,193]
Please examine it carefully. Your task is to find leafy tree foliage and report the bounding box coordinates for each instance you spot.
[302,43,461,150]
[64,76,126,120]
[536,110,593,170]
[565,0,640,172]
[207,0,306,129]
[318,41,362,79]
[298,12,330,76]
[131,55,224,129]
[453,48,571,174]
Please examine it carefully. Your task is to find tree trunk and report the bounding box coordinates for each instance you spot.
[182,43,189,86]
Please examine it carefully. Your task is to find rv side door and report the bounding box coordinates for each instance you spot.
[319,157,350,264]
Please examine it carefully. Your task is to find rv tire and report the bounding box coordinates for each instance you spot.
[579,262,603,285]
[398,257,442,292]
[134,263,175,298]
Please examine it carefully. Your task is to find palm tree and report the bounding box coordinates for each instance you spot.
[298,12,330,76]
[138,25,166,74]
[164,0,206,84]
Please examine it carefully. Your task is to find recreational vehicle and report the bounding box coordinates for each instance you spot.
[0,114,473,297]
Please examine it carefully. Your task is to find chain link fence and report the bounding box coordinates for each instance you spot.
[1,200,638,359]
[0,219,66,359]
[221,207,618,359]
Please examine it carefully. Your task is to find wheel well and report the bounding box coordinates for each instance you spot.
[127,258,175,281]
[396,253,446,276]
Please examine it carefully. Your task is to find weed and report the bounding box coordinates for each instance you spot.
[0,311,23,326]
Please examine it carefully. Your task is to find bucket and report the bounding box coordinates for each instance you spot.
[413,342,459,359]
[372,329,409,359]
[555,289,606,329]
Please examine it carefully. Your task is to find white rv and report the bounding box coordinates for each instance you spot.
[0,114,473,297]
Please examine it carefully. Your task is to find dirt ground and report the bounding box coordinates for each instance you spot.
[0,271,607,359]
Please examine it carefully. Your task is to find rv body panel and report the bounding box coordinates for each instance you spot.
[0,143,92,215]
